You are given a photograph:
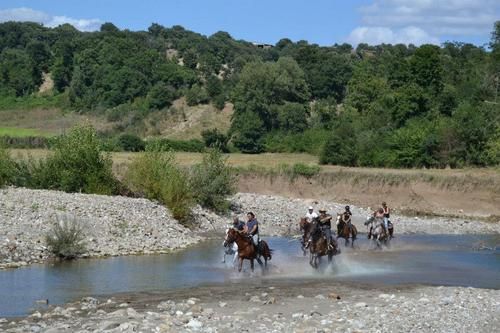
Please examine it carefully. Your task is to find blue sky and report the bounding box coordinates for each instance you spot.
[0,0,498,46]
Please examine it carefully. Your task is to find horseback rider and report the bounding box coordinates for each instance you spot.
[318,208,337,250]
[305,206,318,223]
[382,201,391,232]
[339,205,353,234]
[232,216,245,231]
[374,207,388,236]
[244,212,259,248]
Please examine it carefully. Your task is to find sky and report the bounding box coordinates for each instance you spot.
[0,0,498,47]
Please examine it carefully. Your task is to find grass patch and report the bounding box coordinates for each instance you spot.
[0,94,66,110]
[0,127,54,138]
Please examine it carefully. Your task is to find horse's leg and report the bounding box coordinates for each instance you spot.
[256,257,263,267]
[232,252,238,268]
[250,259,254,272]
[238,257,243,272]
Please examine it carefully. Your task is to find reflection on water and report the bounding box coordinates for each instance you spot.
[0,234,499,317]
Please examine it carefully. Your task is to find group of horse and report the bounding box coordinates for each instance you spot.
[222,214,394,272]
[299,214,394,269]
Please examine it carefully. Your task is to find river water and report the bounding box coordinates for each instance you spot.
[0,234,499,317]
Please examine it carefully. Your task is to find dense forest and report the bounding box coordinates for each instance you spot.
[0,21,499,167]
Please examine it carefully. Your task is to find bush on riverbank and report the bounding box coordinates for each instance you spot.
[126,146,194,222]
[190,149,236,213]
[46,215,87,260]
[0,145,17,187]
[28,125,119,195]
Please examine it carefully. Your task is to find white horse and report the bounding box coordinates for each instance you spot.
[222,228,238,266]
[364,216,390,249]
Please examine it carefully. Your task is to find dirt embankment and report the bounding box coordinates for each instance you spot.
[237,168,500,219]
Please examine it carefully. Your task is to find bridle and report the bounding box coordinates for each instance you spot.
[224,228,236,247]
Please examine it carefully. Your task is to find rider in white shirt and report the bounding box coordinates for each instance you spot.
[305,206,318,222]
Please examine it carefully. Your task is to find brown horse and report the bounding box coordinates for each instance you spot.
[336,214,358,248]
[308,220,340,269]
[224,228,272,272]
[299,217,314,256]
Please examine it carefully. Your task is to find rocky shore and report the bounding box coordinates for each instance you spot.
[1,281,499,333]
[0,187,201,270]
[1,188,499,270]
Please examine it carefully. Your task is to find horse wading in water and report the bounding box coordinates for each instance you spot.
[336,213,358,248]
[308,216,340,269]
[222,229,239,266]
[299,217,314,256]
[224,228,272,272]
[364,216,390,249]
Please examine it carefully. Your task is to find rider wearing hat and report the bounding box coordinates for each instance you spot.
[318,208,336,250]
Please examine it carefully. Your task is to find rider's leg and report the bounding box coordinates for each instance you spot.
[383,217,389,232]
[252,234,259,249]
[324,227,333,248]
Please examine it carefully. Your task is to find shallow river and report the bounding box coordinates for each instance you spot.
[1,234,499,317]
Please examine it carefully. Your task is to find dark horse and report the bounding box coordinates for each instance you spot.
[299,217,314,256]
[224,228,272,272]
[308,219,340,269]
[336,214,358,248]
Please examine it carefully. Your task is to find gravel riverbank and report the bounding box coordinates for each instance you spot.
[0,187,201,269]
[2,281,499,333]
[1,188,499,270]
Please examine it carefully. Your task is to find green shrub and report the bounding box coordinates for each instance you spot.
[263,129,330,155]
[190,149,236,213]
[0,146,17,187]
[290,163,321,178]
[126,148,193,222]
[201,128,229,152]
[117,133,145,152]
[45,215,87,260]
[275,163,321,181]
[145,138,205,152]
[0,136,50,149]
[30,124,118,194]
[186,84,209,106]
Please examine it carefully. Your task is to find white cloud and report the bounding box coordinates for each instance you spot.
[347,0,500,45]
[0,7,102,31]
[347,26,439,46]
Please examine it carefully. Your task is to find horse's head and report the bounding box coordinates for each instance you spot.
[336,214,341,222]
[299,217,308,231]
[224,228,237,247]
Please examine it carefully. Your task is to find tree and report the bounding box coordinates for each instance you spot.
[0,48,36,96]
[230,57,310,144]
[276,102,309,133]
[319,119,357,166]
[410,44,443,95]
[146,82,176,109]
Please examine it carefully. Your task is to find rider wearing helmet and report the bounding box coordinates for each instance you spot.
[305,206,318,223]
[340,205,353,234]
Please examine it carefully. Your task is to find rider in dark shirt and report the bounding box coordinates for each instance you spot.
[339,205,352,234]
[232,216,245,231]
[244,212,259,247]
